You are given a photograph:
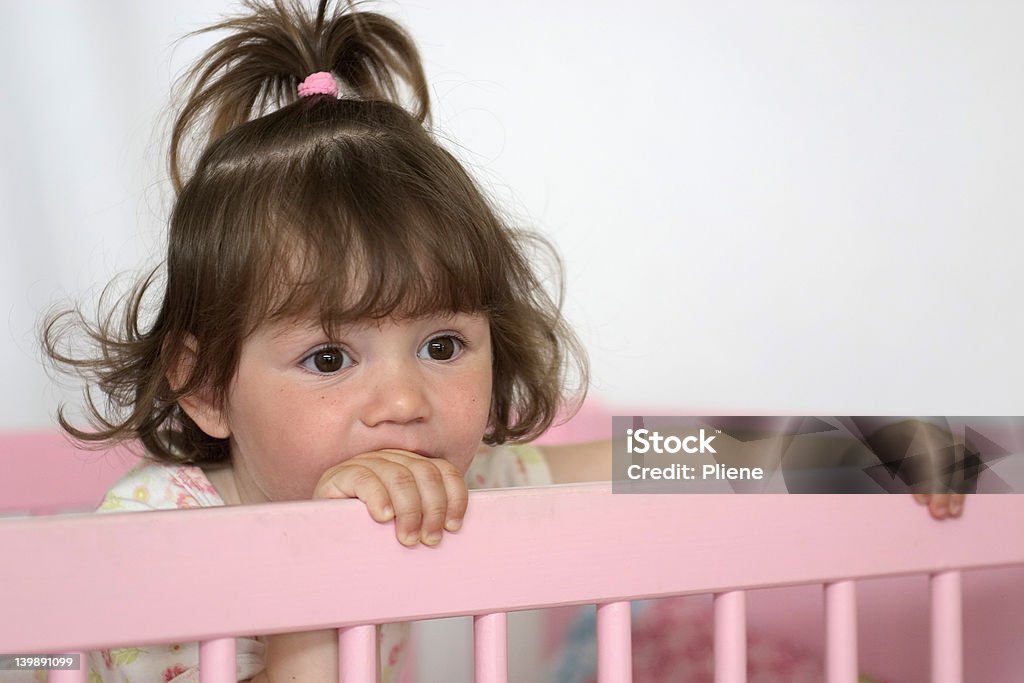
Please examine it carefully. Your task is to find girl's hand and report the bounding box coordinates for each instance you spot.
[847,418,968,522]
[914,492,966,520]
[312,449,468,547]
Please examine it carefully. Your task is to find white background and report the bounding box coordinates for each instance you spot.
[2,1,1022,428]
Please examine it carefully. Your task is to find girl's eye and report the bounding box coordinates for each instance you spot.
[418,335,465,361]
[301,346,352,374]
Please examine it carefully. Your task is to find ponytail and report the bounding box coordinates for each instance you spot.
[169,0,430,191]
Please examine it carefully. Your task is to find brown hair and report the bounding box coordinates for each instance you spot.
[42,0,587,465]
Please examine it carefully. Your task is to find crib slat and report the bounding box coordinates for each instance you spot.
[596,600,632,683]
[473,612,508,683]
[714,590,746,683]
[47,654,86,683]
[931,570,963,683]
[825,580,858,683]
[340,624,378,682]
[199,637,236,682]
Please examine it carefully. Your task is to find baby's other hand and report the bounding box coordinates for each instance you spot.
[913,493,965,520]
[312,449,468,547]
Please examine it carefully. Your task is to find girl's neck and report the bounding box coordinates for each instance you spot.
[201,463,243,506]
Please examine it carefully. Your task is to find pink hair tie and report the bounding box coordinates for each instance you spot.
[297,71,339,98]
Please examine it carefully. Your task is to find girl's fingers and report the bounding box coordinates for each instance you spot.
[928,493,951,520]
[314,450,469,547]
[914,492,966,520]
[437,460,469,533]
[313,460,421,545]
[406,459,448,545]
[312,464,395,524]
[377,450,459,546]
[946,493,965,518]
[951,494,965,516]
[368,460,425,546]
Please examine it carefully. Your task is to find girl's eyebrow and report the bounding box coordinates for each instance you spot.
[264,313,475,343]
[265,320,335,343]
[265,319,379,346]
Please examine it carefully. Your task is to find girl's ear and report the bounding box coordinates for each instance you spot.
[166,335,231,440]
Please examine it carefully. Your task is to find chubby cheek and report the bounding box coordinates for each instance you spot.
[232,431,322,502]
[228,392,346,502]
[442,375,493,475]
[258,435,335,501]
[451,409,491,474]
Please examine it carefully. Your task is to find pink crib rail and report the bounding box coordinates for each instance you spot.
[2,488,1023,682]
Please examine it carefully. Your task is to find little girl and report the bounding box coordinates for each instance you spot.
[39,1,962,681]
[40,1,594,679]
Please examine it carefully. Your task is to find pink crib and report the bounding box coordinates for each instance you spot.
[2,412,1023,683]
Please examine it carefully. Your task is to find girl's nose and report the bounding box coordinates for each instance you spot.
[359,361,431,427]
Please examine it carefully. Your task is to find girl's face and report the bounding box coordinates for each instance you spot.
[213,312,493,503]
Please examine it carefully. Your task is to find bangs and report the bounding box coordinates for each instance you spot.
[265,210,489,328]
[240,139,504,333]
